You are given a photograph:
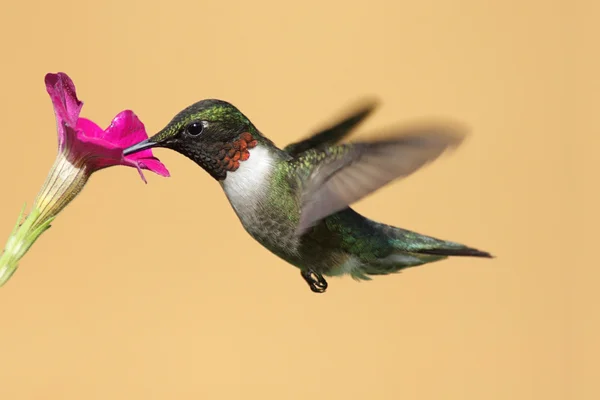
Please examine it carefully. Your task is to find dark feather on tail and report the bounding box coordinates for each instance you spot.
[415,246,493,258]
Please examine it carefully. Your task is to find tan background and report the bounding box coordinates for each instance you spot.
[0,1,589,399]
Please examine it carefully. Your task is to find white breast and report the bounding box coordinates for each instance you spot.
[220,146,276,217]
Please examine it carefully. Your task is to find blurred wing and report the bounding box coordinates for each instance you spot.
[283,98,379,157]
[296,124,466,236]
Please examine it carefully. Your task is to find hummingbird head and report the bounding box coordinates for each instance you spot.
[124,99,273,180]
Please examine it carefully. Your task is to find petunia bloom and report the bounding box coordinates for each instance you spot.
[0,72,169,287]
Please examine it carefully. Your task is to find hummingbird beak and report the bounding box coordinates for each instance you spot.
[123,139,158,156]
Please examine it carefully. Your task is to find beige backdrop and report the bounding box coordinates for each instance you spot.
[0,1,589,399]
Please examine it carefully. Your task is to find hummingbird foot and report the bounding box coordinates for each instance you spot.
[301,269,328,293]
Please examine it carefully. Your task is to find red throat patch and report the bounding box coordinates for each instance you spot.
[217,132,258,172]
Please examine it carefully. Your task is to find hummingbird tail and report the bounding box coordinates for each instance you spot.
[410,245,493,258]
[351,222,493,279]
[387,226,493,259]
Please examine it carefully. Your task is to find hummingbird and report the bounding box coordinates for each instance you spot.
[124,99,492,293]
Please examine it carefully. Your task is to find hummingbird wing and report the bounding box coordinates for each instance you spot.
[283,98,379,157]
[294,123,466,236]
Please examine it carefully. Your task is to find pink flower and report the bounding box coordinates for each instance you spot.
[45,72,169,182]
[0,72,169,287]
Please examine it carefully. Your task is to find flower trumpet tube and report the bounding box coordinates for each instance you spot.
[0,72,169,287]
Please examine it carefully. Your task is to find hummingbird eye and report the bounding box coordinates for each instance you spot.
[186,121,204,136]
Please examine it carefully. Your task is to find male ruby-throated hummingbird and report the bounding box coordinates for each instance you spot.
[124,99,492,293]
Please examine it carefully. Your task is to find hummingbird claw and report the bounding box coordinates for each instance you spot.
[301,269,328,293]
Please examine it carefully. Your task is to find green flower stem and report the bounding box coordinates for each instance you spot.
[0,154,91,287]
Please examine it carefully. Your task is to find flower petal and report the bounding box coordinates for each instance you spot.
[75,115,171,180]
[103,110,148,147]
[123,156,171,178]
[74,132,124,167]
[76,118,105,139]
[103,110,171,179]
[45,73,83,147]
[137,158,171,177]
